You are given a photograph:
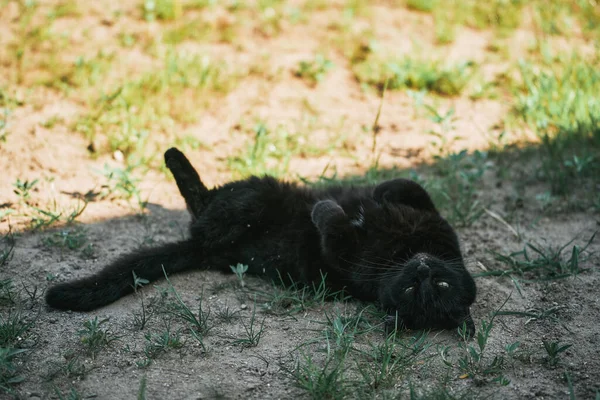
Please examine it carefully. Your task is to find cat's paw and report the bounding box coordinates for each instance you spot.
[311,200,345,231]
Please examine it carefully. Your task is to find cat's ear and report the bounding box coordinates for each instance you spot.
[373,178,437,212]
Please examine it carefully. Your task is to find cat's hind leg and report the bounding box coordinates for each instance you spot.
[164,147,209,219]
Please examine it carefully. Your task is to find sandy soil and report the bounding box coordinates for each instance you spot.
[1,1,599,399]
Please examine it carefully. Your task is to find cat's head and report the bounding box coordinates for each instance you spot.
[377,253,476,337]
[311,178,476,336]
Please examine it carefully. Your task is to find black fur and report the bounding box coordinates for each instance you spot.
[46,148,477,335]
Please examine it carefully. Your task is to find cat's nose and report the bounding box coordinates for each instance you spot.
[417,264,430,280]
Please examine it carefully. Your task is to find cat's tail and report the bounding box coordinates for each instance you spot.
[164,147,209,219]
[45,240,202,311]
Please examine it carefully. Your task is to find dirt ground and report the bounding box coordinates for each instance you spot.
[1,1,599,399]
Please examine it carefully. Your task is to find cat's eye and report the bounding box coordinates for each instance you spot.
[405,286,415,294]
[437,281,449,288]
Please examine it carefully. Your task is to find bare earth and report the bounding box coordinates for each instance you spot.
[0,1,599,399]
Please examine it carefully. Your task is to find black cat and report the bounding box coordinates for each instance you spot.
[46,148,476,335]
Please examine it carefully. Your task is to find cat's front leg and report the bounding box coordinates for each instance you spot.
[311,200,358,262]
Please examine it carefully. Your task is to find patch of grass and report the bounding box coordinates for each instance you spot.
[252,271,344,316]
[13,178,39,202]
[0,311,32,347]
[162,18,213,45]
[45,352,87,381]
[354,55,475,96]
[542,340,571,367]
[413,150,489,227]
[439,315,513,385]
[50,51,115,94]
[0,280,17,305]
[142,0,183,21]
[214,305,239,323]
[319,307,375,356]
[161,267,211,349]
[12,177,88,229]
[406,0,436,12]
[405,0,524,38]
[291,351,349,400]
[357,331,430,390]
[42,227,87,251]
[295,54,335,86]
[78,317,118,359]
[496,305,565,325]
[230,301,265,347]
[0,348,27,395]
[230,263,249,288]
[6,2,71,87]
[98,164,148,212]
[228,120,336,178]
[75,51,237,159]
[53,386,84,400]
[140,323,184,364]
[479,232,596,281]
[138,374,147,400]
[513,54,600,195]
[47,0,80,19]
[0,231,15,270]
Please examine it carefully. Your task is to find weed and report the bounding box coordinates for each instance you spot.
[252,271,343,316]
[439,298,514,386]
[451,316,512,385]
[0,348,27,395]
[0,311,32,347]
[357,331,429,390]
[53,386,84,400]
[13,178,38,202]
[162,267,211,348]
[78,317,117,358]
[295,55,335,86]
[227,122,297,178]
[42,227,87,251]
[513,54,600,195]
[0,280,16,305]
[564,371,576,400]
[131,272,152,330]
[496,305,565,325]
[416,149,488,227]
[75,51,236,160]
[138,374,147,400]
[230,301,265,347]
[480,233,596,281]
[47,0,80,19]
[230,263,249,288]
[214,305,239,323]
[354,56,475,96]
[141,323,183,362]
[405,0,524,37]
[45,352,87,381]
[98,164,148,212]
[291,351,348,400]
[407,0,436,12]
[0,231,15,269]
[142,0,182,21]
[542,340,571,367]
[321,308,371,356]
